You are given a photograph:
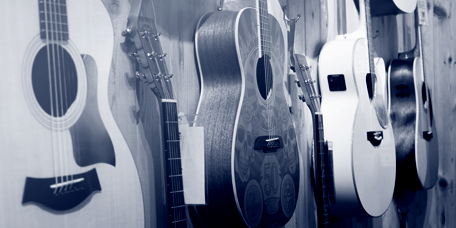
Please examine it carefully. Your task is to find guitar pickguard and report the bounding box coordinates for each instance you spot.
[70,54,115,167]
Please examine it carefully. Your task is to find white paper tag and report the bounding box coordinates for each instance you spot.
[417,0,428,26]
[179,113,206,205]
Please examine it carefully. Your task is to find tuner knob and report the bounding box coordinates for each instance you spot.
[147,52,157,58]
[294,79,301,87]
[152,33,161,40]
[135,71,147,82]
[140,30,151,38]
[121,28,131,36]
[128,52,138,57]
[299,64,311,71]
[154,73,163,81]
[298,94,305,102]
[159,53,167,61]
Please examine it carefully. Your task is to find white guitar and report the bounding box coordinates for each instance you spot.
[317,0,396,217]
[0,1,144,227]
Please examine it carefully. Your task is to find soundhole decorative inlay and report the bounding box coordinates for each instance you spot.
[32,44,77,117]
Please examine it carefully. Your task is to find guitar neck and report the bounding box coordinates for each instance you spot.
[314,113,331,228]
[161,101,187,228]
[39,0,69,41]
[364,0,376,75]
[258,0,271,56]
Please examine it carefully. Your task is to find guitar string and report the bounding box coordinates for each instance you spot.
[48,0,63,192]
[363,0,375,128]
[49,0,66,193]
[43,0,59,191]
[56,0,74,190]
[52,0,67,192]
[54,0,67,193]
[260,0,271,140]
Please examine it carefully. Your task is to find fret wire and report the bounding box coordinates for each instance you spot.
[41,21,69,26]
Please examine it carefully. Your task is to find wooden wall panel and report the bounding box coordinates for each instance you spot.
[102,0,456,227]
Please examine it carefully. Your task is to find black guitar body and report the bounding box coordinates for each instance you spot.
[388,58,438,191]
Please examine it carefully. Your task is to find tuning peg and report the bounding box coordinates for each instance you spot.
[159,53,167,61]
[299,64,311,71]
[128,52,138,58]
[298,94,305,102]
[310,94,321,99]
[304,79,316,85]
[121,28,131,36]
[294,79,301,87]
[152,33,161,40]
[164,74,174,80]
[153,73,163,81]
[135,71,147,82]
[140,30,150,39]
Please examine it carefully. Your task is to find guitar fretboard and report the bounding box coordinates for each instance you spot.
[364,0,375,74]
[162,101,186,228]
[258,0,271,55]
[39,0,69,41]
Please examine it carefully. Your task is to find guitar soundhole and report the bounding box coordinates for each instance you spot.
[256,54,273,100]
[422,82,427,104]
[32,44,78,117]
[366,73,376,100]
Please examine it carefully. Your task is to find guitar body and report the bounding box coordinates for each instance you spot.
[388,57,439,190]
[318,34,396,217]
[362,0,417,16]
[0,1,144,227]
[193,7,299,228]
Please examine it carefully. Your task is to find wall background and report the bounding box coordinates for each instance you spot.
[102,0,455,227]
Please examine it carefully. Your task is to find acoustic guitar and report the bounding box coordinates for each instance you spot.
[190,0,300,227]
[318,0,396,217]
[0,0,144,227]
[123,0,187,227]
[387,8,438,191]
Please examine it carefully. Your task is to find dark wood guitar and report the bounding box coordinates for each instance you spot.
[0,0,144,227]
[387,8,439,191]
[123,0,186,227]
[358,0,417,16]
[190,0,300,227]
[293,54,334,228]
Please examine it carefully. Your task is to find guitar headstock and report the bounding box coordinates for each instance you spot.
[122,0,174,100]
[293,54,320,114]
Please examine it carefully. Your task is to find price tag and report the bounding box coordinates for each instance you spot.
[417,0,428,26]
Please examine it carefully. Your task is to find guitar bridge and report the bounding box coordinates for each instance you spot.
[367,131,383,146]
[254,136,284,152]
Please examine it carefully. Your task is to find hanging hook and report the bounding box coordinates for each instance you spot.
[283,5,301,24]
[217,0,224,11]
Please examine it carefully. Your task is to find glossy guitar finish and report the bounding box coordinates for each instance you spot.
[192,1,300,227]
[369,0,417,16]
[388,22,439,190]
[0,0,144,227]
[318,0,396,217]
